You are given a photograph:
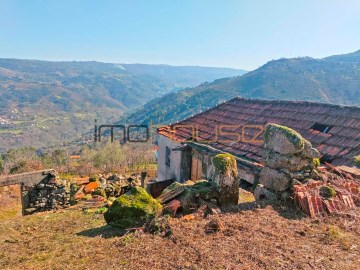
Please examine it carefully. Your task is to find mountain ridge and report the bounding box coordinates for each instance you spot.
[123,50,360,126]
[0,59,246,151]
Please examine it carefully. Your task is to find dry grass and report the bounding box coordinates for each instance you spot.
[0,186,22,221]
[0,191,359,269]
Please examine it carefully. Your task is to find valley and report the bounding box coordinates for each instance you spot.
[0,59,245,151]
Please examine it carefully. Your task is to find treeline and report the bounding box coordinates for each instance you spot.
[0,142,156,176]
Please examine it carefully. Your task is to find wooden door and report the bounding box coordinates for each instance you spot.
[191,156,202,180]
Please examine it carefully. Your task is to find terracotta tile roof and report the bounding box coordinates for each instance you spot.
[158,97,360,166]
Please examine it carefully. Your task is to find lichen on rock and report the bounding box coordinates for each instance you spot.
[213,153,238,176]
[319,185,337,199]
[161,182,184,194]
[264,123,305,154]
[260,123,322,194]
[92,187,106,198]
[212,153,239,205]
[303,140,321,159]
[145,216,172,238]
[159,180,218,214]
[104,186,162,229]
[312,158,320,168]
[352,155,360,168]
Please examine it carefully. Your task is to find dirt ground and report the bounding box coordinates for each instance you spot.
[0,186,359,270]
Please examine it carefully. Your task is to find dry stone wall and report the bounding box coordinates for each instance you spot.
[23,172,70,215]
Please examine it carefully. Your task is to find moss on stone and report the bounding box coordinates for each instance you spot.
[265,123,305,149]
[96,206,108,214]
[104,186,162,229]
[320,185,337,199]
[145,216,172,237]
[81,194,93,201]
[352,155,360,168]
[313,158,320,167]
[161,182,184,194]
[191,180,212,189]
[160,180,217,214]
[70,183,80,202]
[92,187,106,198]
[213,153,238,175]
[89,175,99,182]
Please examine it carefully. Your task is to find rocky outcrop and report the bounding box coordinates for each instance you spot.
[258,124,320,196]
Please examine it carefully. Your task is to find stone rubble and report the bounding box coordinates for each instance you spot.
[24,172,71,214]
[71,173,141,204]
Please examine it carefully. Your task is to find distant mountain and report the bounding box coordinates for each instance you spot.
[0,59,246,151]
[124,50,360,125]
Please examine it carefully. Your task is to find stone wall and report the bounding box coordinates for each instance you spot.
[22,172,70,215]
[257,123,320,199]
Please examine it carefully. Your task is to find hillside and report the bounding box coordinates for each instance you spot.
[0,59,246,151]
[124,50,360,125]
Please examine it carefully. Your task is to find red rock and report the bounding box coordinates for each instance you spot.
[74,192,85,200]
[163,199,181,217]
[84,182,99,194]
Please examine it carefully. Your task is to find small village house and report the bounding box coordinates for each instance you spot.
[156,97,360,185]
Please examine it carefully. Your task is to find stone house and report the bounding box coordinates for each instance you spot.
[157,97,360,185]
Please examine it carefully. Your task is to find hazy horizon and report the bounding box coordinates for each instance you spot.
[1,48,359,72]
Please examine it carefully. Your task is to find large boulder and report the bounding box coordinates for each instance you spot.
[264,124,305,154]
[263,150,315,172]
[259,167,292,192]
[302,140,321,159]
[254,184,277,202]
[212,153,239,205]
[104,186,162,228]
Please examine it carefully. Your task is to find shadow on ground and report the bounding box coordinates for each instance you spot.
[77,225,126,238]
[221,201,307,221]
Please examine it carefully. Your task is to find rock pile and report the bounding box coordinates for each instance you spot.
[24,172,70,215]
[71,173,147,209]
[99,155,241,233]
[257,123,321,198]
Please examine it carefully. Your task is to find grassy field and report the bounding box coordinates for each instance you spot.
[0,187,359,270]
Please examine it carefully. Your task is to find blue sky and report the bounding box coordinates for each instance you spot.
[0,0,359,70]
